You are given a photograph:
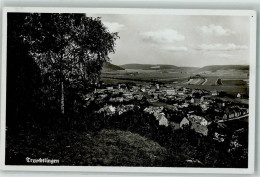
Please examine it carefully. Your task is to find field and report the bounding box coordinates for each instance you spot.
[202,78,218,86]
[221,79,247,86]
[197,69,248,79]
[101,68,191,84]
[183,78,205,85]
[101,66,249,96]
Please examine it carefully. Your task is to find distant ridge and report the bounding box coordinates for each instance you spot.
[105,63,249,72]
[120,64,178,70]
[102,62,125,71]
[196,65,249,72]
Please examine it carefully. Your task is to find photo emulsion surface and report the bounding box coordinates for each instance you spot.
[5,11,252,169]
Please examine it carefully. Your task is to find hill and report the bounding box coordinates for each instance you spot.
[7,128,169,166]
[102,62,125,71]
[121,64,178,70]
[84,129,169,166]
[196,65,249,72]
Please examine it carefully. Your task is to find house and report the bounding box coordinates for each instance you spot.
[156,84,160,90]
[200,118,208,126]
[134,94,143,100]
[233,110,239,117]
[150,85,157,91]
[148,98,158,103]
[160,86,167,91]
[108,105,116,113]
[166,89,176,95]
[191,98,200,104]
[188,111,194,114]
[141,87,146,92]
[96,89,106,94]
[123,93,133,99]
[109,97,115,102]
[117,104,134,115]
[229,112,235,119]
[178,91,184,95]
[182,103,189,108]
[191,122,208,136]
[144,106,168,127]
[112,90,120,95]
[211,90,219,96]
[157,113,168,127]
[144,106,163,115]
[214,108,221,113]
[223,114,228,120]
[97,105,116,116]
[107,86,113,90]
[200,103,209,111]
[233,107,242,117]
[180,117,190,128]
[188,114,208,126]
[116,97,124,102]
[84,94,93,101]
[184,97,191,103]
[168,116,190,131]
[118,84,128,90]
[153,93,159,99]
[241,108,249,115]
[183,87,188,92]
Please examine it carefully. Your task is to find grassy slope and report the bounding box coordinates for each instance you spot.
[196,65,249,72]
[102,62,125,71]
[6,129,168,166]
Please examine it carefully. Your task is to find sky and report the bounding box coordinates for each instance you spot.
[88,14,250,67]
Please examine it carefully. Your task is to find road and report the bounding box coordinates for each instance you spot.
[201,78,207,85]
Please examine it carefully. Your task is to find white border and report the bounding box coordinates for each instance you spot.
[0,7,257,174]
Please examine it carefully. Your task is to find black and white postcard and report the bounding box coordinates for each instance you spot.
[0,7,256,174]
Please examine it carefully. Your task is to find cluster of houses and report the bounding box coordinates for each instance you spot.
[143,106,169,126]
[87,82,248,136]
[143,106,209,135]
[222,106,249,120]
[96,104,138,116]
[146,84,248,122]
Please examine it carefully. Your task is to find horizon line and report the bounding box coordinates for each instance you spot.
[109,62,249,68]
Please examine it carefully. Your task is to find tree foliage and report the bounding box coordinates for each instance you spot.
[7,13,43,130]
[22,13,119,114]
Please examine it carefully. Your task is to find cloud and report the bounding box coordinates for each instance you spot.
[162,46,188,51]
[103,22,124,33]
[196,24,235,36]
[140,29,185,43]
[217,53,235,58]
[196,43,248,51]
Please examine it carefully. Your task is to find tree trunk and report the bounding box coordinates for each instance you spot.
[61,81,65,114]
